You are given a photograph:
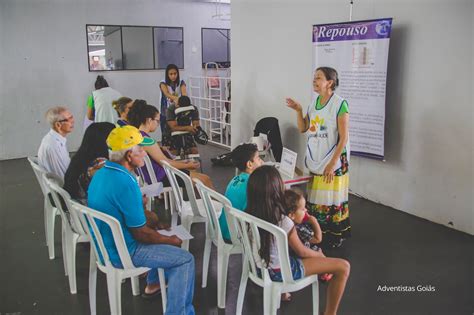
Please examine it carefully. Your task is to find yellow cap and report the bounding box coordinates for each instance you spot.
[106,126,155,151]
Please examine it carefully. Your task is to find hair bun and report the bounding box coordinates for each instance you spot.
[133,99,147,109]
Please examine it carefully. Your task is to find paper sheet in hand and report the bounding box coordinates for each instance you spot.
[157,225,194,240]
[140,182,163,198]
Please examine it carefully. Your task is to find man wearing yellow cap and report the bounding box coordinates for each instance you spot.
[88,125,195,314]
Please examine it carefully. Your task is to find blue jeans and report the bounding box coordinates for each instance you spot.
[257,256,305,282]
[132,243,195,315]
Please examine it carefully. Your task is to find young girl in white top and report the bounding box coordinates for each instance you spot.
[246,165,350,315]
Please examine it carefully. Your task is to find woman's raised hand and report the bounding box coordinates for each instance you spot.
[286,98,302,112]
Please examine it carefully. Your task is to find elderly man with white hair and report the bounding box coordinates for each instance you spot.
[87,125,196,314]
[37,106,75,179]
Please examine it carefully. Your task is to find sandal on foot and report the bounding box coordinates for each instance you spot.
[141,287,161,299]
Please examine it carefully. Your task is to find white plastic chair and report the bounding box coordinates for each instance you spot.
[136,154,175,215]
[228,208,320,315]
[250,135,275,162]
[70,201,167,315]
[43,174,90,294]
[27,156,62,260]
[193,179,242,308]
[161,160,221,250]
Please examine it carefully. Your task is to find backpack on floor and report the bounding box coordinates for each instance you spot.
[210,152,233,166]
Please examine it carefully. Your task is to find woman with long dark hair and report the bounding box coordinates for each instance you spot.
[159,64,187,133]
[127,100,214,188]
[246,165,350,313]
[63,122,115,203]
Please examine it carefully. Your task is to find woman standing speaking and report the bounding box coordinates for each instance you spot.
[286,67,351,248]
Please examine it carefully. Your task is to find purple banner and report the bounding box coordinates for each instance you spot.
[313,18,392,43]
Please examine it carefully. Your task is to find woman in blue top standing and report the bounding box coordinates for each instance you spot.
[160,64,187,134]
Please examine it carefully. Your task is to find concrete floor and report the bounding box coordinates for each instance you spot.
[0,144,472,314]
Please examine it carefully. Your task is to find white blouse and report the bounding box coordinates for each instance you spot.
[253,215,294,269]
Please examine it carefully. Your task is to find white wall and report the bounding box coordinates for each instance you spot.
[232,0,473,234]
[0,0,230,159]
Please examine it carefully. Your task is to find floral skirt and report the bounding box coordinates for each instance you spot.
[307,152,351,246]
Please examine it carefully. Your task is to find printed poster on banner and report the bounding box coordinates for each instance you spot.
[312,18,392,159]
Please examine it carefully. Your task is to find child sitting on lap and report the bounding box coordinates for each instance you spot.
[284,189,332,282]
[284,189,322,251]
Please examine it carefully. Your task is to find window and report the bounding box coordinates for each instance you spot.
[122,26,154,70]
[201,28,230,68]
[86,24,184,71]
[154,27,184,69]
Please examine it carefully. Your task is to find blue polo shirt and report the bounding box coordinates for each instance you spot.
[219,172,250,240]
[87,161,146,267]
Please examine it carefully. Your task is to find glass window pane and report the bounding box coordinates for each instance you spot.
[154,27,184,69]
[202,28,230,68]
[87,25,123,71]
[122,26,154,70]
